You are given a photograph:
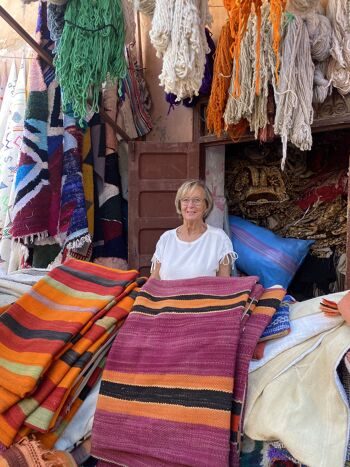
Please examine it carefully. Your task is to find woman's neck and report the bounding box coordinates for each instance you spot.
[177,221,207,242]
[181,220,206,234]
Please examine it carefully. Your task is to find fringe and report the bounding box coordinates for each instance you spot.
[65,233,92,251]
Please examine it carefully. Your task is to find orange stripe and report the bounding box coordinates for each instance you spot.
[97,396,229,430]
[102,371,233,392]
[26,280,109,308]
[0,341,51,365]
[136,295,247,310]
[0,414,17,447]
[18,294,93,323]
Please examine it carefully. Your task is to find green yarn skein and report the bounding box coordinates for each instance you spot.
[54,0,126,123]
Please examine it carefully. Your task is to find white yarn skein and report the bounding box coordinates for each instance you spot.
[287,0,319,14]
[305,13,332,62]
[154,0,210,100]
[149,0,175,58]
[274,15,314,169]
[134,0,155,16]
[326,0,350,95]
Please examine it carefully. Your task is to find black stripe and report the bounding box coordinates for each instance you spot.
[138,290,250,302]
[100,381,232,411]
[59,265,130,288]
[74,351,93,369]
[0,314,72,342]
[132,301,246,315]
[257,298,282,309]
[60,349,80,366]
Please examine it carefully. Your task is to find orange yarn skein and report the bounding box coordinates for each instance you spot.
[206,21,233,137]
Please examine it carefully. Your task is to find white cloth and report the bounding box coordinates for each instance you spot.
[55,379,101,451]
[152,224,236,280]
[0,61,17,150]
[0,59,26,274]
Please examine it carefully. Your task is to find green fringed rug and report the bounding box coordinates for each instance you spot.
[54,0,126,123]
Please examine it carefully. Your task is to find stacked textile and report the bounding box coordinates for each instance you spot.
[0,258,143,448]
[92,276,285,466]
[245,291,350,467]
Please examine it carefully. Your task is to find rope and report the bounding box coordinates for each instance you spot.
[54,0,126,124]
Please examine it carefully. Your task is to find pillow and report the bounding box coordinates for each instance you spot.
[229,216,314,288]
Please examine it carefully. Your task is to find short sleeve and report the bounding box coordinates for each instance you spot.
[217,231,238,267]
[150,232,166,271]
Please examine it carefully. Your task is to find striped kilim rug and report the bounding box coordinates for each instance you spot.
[92,275,260,466]
[0,258,142,447]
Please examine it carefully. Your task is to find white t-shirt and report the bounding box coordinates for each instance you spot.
[151,224,237,280]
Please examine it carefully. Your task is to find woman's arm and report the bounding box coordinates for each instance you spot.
[150,262,161,279]
[217,261,231,277]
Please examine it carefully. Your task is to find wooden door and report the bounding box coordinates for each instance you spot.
[128,142,201,275]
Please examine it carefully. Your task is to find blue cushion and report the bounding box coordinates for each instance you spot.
[229,216,314,288]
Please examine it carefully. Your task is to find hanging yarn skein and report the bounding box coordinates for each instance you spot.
[206,21,233,137]
[223,0,286,96]
[54,0,126,123]
[150,0,211,101]
[274,15,314,169]
[326,0,350,95]
[134,0,156,16]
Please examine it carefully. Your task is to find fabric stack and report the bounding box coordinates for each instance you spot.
[91,275,285,465]
[0,258,144,450]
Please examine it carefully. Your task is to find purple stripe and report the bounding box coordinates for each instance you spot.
[232,225,298,272]
[92,411,230,466]
[104,311,242,378]
[143,276,258,298]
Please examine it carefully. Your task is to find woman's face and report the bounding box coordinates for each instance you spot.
[180,186,207,223]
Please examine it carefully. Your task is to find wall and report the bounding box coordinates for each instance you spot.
[0,2,37,52]
[140,1,226,143]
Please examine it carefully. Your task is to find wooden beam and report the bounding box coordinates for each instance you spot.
[0,5,131,142]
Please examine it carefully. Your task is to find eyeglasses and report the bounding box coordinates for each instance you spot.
[180,197,204,206]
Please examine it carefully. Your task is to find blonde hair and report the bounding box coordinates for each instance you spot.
[175,179,214,220]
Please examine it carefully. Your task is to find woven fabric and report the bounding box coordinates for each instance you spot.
[259,295,295,342]
[92,275,258,466]
[230,287,286,466]
[0,259,142,447]
[58,114,90,250]
[10,57,50,240]
[82,127,94,238]
[0,62,17,150]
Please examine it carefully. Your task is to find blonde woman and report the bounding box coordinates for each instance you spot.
[150,179,237,280]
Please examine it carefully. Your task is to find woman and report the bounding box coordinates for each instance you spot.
[150,179,237,280]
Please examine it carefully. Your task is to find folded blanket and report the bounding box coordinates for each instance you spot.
[0,259,142,447]
[92,275,259,466]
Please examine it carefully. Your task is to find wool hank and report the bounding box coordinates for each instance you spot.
[54,0,126,123]
[206,21,233,137]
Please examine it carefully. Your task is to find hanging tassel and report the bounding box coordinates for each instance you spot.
[54,0,126,124]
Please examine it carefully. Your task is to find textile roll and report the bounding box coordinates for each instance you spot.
[92,275,258,466]
[0,259,142,447]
